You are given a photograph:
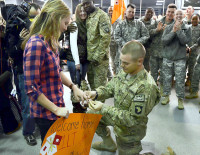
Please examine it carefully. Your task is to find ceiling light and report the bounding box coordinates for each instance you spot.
[157,0,164,2]
[156,3,163,5]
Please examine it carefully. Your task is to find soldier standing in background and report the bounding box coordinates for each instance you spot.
[86,41,160,155]
[81,0,111,90]
[149,3,176,93]
[185,14,200,87]
[185,54,200,102]
[139,7,156,72]
[114,3,149,74]
[161,9,192,109]
[183,5,194,25]
[107,6,119,77]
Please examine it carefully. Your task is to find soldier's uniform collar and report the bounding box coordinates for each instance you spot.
[120,69,146,86]
[88,8,99,18]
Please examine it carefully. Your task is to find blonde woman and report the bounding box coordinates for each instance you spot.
[22,0,85,143]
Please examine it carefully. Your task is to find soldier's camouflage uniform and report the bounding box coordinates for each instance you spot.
[86,8,111,90]
[139,16,157,72]
[187,24,200,81]
[110,19,120,74]
[183,16,192,25]
[149,16,174,84]
[88,69,160,154]
[162,22,192,99]
[190,55,200,93]
[114,19,150,74]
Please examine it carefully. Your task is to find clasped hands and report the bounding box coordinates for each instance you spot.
[84,91,103,111]
[71,89,103,111]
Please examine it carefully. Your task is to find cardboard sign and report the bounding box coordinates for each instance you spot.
[40,113,102,155]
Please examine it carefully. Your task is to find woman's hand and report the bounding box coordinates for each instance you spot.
[54,107,69,118]
[72,85,87,103]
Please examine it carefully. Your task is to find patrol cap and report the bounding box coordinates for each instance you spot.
[82,0,93,3]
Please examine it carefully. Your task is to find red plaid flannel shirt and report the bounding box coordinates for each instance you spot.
[23,35,64,120]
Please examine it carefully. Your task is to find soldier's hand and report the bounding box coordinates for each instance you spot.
[163,24,167,30]
[67,22,77,33]
[85,91,96,100]
[88,101,103,111]
[54,107,69,118]
[156,22,163,32]
[20,28,29,39]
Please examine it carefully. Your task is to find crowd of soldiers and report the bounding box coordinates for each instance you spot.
[108,3,200,111]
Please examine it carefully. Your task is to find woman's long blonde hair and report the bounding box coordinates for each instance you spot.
[22,0,70,50]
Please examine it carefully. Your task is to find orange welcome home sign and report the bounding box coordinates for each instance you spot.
[40,113,102,155]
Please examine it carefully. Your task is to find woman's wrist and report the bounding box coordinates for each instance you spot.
[69,83,75,90]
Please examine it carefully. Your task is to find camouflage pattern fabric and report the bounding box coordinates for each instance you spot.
[114,19,150,73]
[149,56,163,83]
[190,58,200,93]
[110,20,119,74]
[86,8,111,64]
[87,59,109,91]
[88,69,160,154]
[162,58,186,99]
[149,16,174,83]
[187,25,200,80]
[114,19,149,48]
[86,8,111,90]
[139,17,157,71]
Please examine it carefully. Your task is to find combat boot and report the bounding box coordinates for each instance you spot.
[178,98,184,110]
[161,96,170,105]
[185,92,198,99]
[92,127,117,152]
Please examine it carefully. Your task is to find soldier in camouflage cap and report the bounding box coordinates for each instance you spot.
[81,0,111,91]
[114,3,150,74]
[86,41,160,155]
[161,9,192,109]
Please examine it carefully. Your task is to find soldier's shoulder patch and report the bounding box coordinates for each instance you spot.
[133,94,145,102]
[101,22,110,33]
[135,105,143,115]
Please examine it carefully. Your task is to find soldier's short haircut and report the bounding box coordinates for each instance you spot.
[167,3,177,9]
[127,4,136,9]
[121,40,146,60]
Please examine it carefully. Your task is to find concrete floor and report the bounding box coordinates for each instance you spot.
[0,71,200,155]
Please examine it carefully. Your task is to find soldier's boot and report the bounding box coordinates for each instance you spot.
[185,92,198,99]
[160,85,163,96]
[72,102,87,113]
[92,128,117,152]
[178,99,184,110]
[161,95,170,105]
[161,146,176,155]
